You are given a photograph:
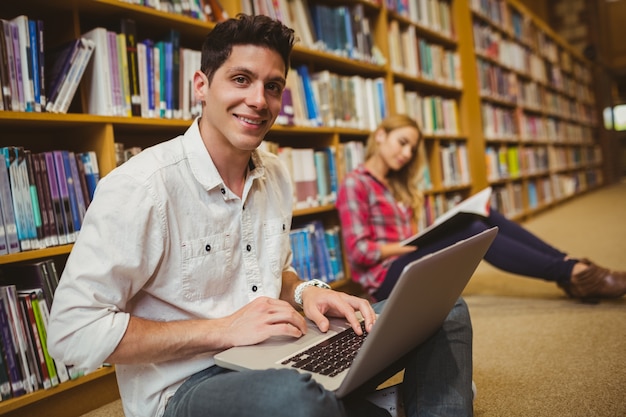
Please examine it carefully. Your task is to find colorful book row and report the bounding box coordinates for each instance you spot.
[0,147,100,255]
[290,220,344,284]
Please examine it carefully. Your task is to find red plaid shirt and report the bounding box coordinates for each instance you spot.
[336,165,415,294]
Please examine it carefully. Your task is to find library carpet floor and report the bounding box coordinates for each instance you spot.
[81,180,626,417]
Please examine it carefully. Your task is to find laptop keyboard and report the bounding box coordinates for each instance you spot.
[280,322,368,377]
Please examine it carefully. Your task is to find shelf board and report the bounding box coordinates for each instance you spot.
[0,366,118,417]
[0,245,73,265]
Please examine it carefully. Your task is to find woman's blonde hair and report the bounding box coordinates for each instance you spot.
[364,114,426,221]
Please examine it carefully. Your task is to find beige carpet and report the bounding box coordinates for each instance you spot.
[82,181,626,417]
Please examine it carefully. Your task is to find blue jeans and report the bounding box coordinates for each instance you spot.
[163,299,473,417]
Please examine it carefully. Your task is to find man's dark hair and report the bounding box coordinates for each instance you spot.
[201,14,296,84]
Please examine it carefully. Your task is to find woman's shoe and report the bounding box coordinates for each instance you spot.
[559,260,626,300]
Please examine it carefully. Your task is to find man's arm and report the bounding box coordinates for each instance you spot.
[106,296,308,365]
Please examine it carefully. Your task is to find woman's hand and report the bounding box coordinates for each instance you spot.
[379,242,418,260]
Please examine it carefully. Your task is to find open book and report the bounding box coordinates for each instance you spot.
[401,187,492,246]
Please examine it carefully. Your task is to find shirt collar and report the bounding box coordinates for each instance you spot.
[183,118,266,191]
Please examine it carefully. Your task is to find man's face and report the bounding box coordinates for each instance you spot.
[196,44,286,153]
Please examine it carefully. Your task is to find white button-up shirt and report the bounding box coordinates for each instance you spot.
[48,119,295,417]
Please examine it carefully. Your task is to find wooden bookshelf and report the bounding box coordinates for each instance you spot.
[0,0,602,415]
[465,0,602,220]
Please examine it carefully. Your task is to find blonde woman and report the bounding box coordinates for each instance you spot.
[337,114,626,302]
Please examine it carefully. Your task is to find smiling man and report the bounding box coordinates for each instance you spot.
[47,14,474,417]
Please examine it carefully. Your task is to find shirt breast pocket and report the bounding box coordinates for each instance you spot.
[181,233,233,301]
[263,217,290,277]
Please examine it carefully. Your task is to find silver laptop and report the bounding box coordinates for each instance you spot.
[215,227,498,398]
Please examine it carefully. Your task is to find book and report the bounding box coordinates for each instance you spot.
[78,151,100,201]
[4,147,37,251]
[0,324,12,399]
[36,20,46,110]
[44,38,83,113]
[0,21,11,110]
[56,150,81,237]
[24,150,44,247]
[17,291,51,390]
[0,285,37,394]
[52,38,96,114]
[82,27,114,116]
[120,18,141,116]
[0,294,26,398]
[27,19,42,112]
[43,152,68,245]
[11,15,35,112]
[50,151,74,243]
[0,151,19,253]
[400,187,493,246]
[27,289,59,387]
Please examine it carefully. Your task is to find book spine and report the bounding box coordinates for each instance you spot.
[24,150,44,248]
[107,30,123,116]
[43,152,67,245]
[33,296,69,383]
[67,151,87,223]
[117,33,132,117]
[9,21,25,112]
[30,291,59,387]
[36,20,46,109]
[6,147,31,251]
[144,39,155,118]
[2,286,36,394]
[164,41,174,119]
[59,151,82,236]
[0,150,19,253]
[0,191,8,254]
[0,296,26,398]
[167,29,180,119]
[18,293,50,390]
[27,19,41,112]
[52,151,75,243]
[79,151,100,201]
[53,40,89,114]
[0,21,11,110]
[121,18,141,117]
[12,16,34,112]
[44,39,80,112]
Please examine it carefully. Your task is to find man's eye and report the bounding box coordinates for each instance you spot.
[234,76,248,84]
[267,83,283,93]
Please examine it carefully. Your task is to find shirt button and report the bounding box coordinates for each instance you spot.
[246,244,251,251]
[220,188,226,194]
[252,285,258,292]
[205,244,211,252]
[282,224,286,231]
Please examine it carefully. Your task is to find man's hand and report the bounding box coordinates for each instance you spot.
[222,296,308,347]
[300,286,376,336]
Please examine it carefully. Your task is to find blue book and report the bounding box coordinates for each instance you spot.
[295,65,321,126]
[324,227,344,281]
[308,220,334,283]
[78,151,100,201]
[27,19,41,112]
[144,39,155,118]
[322,146,338,202]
